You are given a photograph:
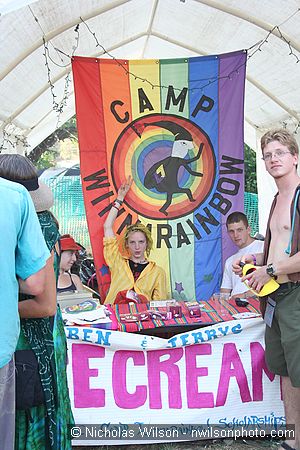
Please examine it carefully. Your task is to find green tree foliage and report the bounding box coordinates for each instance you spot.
[35,150,58,170]
[244,143,257,193]
[28,117,78,167]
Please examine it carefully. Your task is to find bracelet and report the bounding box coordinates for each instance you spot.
[115,198,123,206]
[112,203,120,210]
[251,254,257,265]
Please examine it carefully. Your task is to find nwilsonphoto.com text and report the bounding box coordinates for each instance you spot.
[69,424,295,441]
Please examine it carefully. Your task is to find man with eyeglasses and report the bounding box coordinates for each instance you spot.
[233,129,300,450]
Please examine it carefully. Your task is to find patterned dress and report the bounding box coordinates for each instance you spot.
[15,211,74,450]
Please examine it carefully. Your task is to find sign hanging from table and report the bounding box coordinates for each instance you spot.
[66,318,284,446]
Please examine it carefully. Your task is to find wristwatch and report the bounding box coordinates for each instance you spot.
[266,263,276,278]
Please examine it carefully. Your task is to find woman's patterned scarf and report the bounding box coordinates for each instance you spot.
[19,211,60,449]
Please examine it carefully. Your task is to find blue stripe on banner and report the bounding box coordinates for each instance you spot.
[188,56,221,300]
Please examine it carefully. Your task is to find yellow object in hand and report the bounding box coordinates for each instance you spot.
[241,263,280,297]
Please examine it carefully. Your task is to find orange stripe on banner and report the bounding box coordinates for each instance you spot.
[99,59,138,235]
[99,60,130,163]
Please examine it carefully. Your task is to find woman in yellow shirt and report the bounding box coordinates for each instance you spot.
[103,176,167,304]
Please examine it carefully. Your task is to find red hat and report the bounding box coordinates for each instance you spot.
[60,234,81,251]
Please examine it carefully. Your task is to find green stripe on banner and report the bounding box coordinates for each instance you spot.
[160,59,196,301]
[170,214,196,301]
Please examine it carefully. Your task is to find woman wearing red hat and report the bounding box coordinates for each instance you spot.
[57,234,84,293]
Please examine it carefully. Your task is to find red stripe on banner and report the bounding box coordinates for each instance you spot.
[72,57,106,154]
[73,57,139,300]
[72,57,109,299]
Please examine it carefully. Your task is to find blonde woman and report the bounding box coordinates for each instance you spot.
[103,176,167,304]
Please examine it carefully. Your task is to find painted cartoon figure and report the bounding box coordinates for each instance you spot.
[143,121,204,215]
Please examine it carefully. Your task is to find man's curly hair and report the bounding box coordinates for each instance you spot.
[122,223,153,257]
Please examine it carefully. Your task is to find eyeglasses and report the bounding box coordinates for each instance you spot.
[262,150,292,162]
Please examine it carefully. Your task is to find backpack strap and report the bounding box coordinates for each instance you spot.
[285,187,300,255]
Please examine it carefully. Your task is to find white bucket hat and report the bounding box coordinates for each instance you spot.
[9,176,54,212]
[29,179,54,212]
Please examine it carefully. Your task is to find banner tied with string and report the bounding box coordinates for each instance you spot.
[72,51,246,302]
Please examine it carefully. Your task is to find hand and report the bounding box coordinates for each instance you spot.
[232,253,256,277]
[231,290,252,299]
[241,266,271,293]
[117,176,133,201]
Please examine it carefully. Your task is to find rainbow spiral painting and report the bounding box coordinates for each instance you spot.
[72,51,246,301]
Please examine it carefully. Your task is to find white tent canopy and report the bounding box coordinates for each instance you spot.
[0,0,300,231]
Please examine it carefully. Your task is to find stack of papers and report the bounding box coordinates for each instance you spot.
[232,312,261,319]
[57,290,94,308]
[62,300,111,325]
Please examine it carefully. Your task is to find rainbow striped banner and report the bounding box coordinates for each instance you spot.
[72,51,246,301]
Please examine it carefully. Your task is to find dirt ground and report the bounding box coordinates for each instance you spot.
[73,436,282,449]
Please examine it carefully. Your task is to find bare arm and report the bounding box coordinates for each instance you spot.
[242,251,300,293]
[18,261,48,296]
[230,290,253,299]
[104,176,133,237]
[71,273,84,291]
[19,254,57,318]
[220,287,231,294]
[270,251,300,277]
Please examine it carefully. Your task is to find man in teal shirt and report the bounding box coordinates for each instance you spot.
[0,177,50,450]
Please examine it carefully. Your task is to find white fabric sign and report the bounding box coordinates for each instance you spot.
[66,318,284,445]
